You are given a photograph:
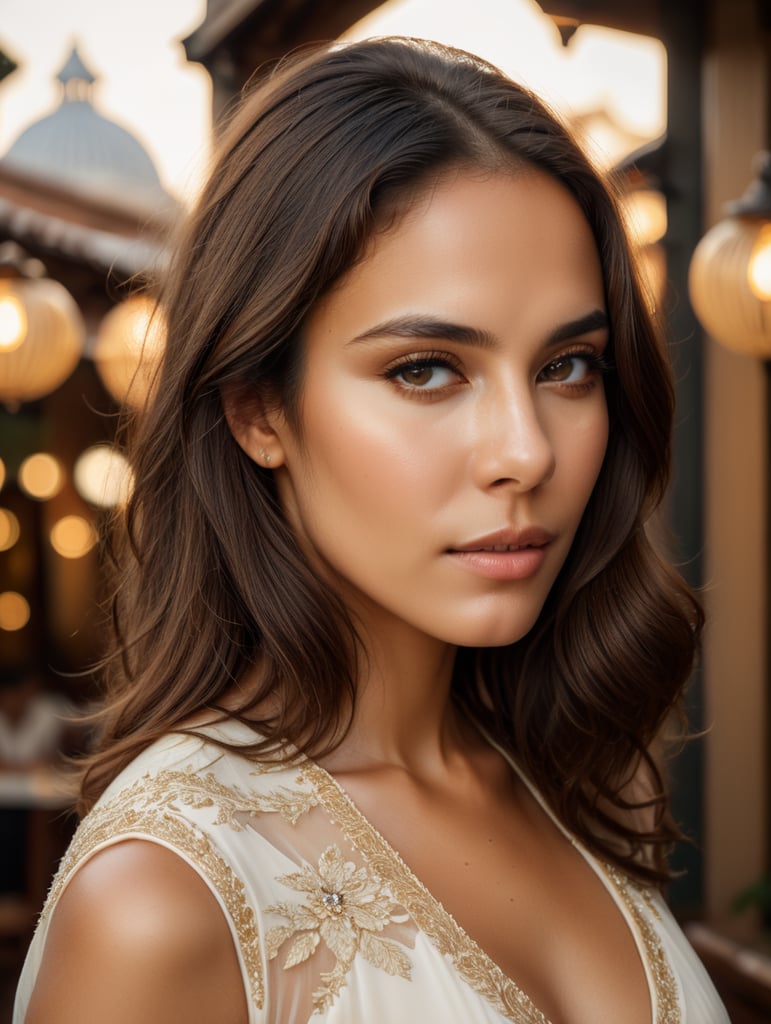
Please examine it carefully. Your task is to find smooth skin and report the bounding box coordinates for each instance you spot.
[26,841,248,1024]
[26,169,652,1024]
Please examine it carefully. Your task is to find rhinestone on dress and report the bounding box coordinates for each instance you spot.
[322,891,344,913]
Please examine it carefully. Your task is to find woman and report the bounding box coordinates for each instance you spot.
[16,37,727,1024]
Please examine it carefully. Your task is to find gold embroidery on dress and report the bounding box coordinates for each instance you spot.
[300,762,550,1024]
[605,866,681,1024]
[265,843,412,1012]
[302,760,683,1024]
[165,768,320,827]
[37,740,682,1024]
[41,770,266,1010]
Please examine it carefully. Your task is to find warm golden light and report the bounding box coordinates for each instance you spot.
[344,3,667,168]
[690,215,771,357]
[74,445,134,508]
[625,189,668,246]
[636,244,667,314]
[0,277,85,406]
[0,508,20,551]
[0,591,30,631]
[748,224,771,300]
[0,294,27,352]
[18,452,65,500]
[50,514,97,558]
[0,457,5,491]
[94,296,166,407]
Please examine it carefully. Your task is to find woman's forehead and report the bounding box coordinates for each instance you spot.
[307,168,604,342]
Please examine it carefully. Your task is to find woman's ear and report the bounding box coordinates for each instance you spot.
[221,385,288,470]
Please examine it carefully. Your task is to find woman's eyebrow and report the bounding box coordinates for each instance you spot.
[546,308,609,346]
[348,315,496,348]
[347,309,609,349]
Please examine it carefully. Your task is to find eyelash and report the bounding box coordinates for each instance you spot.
[382,346,611,396]
[537,346,612,392]
[382,351,464,395]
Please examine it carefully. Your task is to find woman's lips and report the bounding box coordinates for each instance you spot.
[447,527,554,580]
[447,545,548,580]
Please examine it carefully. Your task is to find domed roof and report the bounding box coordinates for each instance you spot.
[1,46,174,216]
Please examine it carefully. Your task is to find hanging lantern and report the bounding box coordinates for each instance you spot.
[689,151,771,358]
[0,276,86,408]
[93,295,165,408]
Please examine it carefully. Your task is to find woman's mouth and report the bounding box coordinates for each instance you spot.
[447,528,554,580]
[463,543,537,552]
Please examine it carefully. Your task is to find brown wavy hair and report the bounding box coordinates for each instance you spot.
[82,37,702,884]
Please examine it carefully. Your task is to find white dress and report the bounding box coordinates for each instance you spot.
[14,719,730,1023]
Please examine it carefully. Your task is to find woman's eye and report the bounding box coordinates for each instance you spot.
[388,360,459,390]
[539,354,593,385]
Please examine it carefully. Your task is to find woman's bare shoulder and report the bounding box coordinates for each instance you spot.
[24,839,248,1024]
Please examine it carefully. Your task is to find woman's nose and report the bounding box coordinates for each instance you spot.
[471,385,556,492]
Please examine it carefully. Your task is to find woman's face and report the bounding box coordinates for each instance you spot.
[256,168,609,649]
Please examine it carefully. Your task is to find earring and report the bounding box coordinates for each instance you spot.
[260,449,272,466]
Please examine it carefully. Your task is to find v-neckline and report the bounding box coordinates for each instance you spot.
[298,740,680,1024]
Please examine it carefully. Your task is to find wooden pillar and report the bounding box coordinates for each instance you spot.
[701,0,769,924]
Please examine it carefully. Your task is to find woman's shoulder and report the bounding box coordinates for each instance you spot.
[97,716,265,793]
[23,839,248,1024]
[52,716,310,922]
[16,718,307,1023]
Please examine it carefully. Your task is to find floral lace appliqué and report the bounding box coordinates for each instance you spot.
[265,843,412,1011]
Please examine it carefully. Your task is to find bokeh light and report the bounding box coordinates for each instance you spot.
[624,188,668,246]
[0,508,21,551]
[0,591,30,631]
[18,452,65,500]
[49,515,98,558]
[74,445,134,507]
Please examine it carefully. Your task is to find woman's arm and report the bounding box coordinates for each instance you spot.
[24,839,248,1024]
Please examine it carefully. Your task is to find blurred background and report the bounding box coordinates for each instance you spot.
[0,0,769,1019]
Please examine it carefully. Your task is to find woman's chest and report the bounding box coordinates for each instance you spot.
[326,767,654,1024]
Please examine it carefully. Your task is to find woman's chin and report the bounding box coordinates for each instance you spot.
[440,616,541,650]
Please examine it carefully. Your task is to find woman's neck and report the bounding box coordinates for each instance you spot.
[323,616,462,776]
